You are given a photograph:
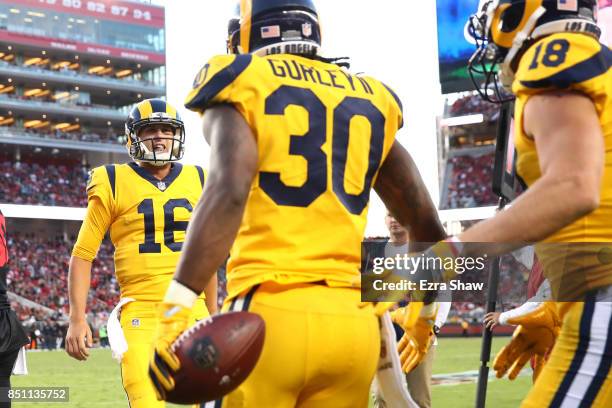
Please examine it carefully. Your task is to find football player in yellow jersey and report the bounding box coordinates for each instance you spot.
[399,0,612,406]
[361,0,610,406]
[147,0,446,406]
[65,98,217,408]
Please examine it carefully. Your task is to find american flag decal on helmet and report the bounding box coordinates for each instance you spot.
[261,25,280,38]
[557,0,578,11]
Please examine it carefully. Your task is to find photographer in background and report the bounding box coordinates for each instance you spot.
[0,210,29,408]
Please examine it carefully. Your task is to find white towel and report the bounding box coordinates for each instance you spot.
[11,346,27,375]
[107,297,136,363]
[374,312,418,408]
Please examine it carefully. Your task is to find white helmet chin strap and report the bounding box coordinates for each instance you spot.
[499,5,547,89]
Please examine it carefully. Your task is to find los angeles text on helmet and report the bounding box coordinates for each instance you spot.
[265,42,318,56]
[564,20,600,36]
[371,254,488,275]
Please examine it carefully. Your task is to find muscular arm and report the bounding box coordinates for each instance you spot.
[174,105,258,293]
[374,141,447,246]
[460,92,603,255]
[374,142,446,304]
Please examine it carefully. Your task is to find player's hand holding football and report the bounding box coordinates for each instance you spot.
[149,280,198,400]
[493,302,560,380]
[392,302,438,372]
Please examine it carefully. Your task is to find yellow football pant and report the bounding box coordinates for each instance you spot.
[217,282,380,408]
[119,298,209,408]
[522,293,612,407]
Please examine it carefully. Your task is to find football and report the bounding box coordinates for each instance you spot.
[164,311,266,404]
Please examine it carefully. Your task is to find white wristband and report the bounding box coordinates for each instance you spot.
[499,311,509,325]
[164,280,199,309]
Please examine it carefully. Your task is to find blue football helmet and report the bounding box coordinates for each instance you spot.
[467,0,600,103]
[227,0,322,56]
[125,99,185,166]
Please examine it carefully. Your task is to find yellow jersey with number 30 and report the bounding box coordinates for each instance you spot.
[72,163,206,301]
[185,53,403,300]
[513,32,612,296]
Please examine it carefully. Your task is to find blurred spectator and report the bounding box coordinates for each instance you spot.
[448,93,499,122]
[6,234,230,339]
[6,234,117,316]
[0,126,122,145]
[10,303,65,350]
[442,150,496,209]
[99,324,109,348]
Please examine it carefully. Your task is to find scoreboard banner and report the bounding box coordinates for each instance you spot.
[11,0,164,28]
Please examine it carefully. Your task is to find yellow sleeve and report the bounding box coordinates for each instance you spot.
[379,80,404,130]
[72,167,114,262]
[513,33,611,99]
[184,54,255,115]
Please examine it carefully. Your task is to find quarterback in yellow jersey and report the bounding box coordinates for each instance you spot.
[147,0,446,407]
[430,0,611,406]
[65,99,216,408]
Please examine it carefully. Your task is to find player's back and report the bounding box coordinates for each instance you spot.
[186,53,403,299]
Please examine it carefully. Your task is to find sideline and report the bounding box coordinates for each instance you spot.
[432,369,529,386]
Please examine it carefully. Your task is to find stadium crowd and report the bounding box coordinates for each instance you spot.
[11,303,66,350]
[5,233,105,315]
[442,151,497,209]
[0,160,89,207]
[5,233,229,347]
[0,125,122,145]
[448,93,499,122]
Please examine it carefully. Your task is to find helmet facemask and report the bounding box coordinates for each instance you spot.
[467,0,601,104]
[467,0,521,103]
[126,114,185,167]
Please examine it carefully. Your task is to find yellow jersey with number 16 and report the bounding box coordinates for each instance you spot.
[72,163,206,301]
[185,53,403,301]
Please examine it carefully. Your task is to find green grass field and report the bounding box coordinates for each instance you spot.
[11,337,531,407]
[431,337,531,408]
